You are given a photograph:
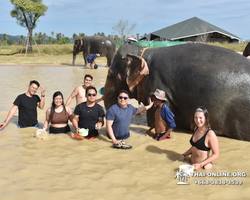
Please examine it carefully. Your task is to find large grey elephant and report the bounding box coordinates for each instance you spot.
[104,43,250,141]
[243,42,250,57]
[72,35,116,67]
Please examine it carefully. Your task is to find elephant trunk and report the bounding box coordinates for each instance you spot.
[103,70,119,110]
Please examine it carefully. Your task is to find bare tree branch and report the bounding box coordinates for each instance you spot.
[112,19,137,43]
[196,24,211,43]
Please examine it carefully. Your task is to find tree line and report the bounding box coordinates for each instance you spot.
[0,30,143,46]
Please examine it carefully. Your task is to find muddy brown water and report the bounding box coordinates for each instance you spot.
[0,66,249,200]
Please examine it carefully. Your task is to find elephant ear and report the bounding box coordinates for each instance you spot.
[126,54,149,91]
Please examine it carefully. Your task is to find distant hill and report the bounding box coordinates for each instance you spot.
[0,34,22,42]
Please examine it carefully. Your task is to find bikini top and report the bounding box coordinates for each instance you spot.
[189,128,211,151]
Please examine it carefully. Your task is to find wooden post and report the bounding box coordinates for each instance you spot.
[20,34,40,54]
[25,35,29,54]
[20,34,28,53]
[33,37,40,54]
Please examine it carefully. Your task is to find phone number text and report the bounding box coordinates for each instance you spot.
[194,180,243,185]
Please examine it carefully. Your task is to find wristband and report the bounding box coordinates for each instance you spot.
[41,95,45,97]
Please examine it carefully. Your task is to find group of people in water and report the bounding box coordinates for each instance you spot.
[0,74,219,170]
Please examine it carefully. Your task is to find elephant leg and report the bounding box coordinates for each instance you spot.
[83,52,88,67]
[73,53,76,66]
[72,47,78,66]
[107,56,111,68]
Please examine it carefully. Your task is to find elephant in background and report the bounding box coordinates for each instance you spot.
[72,36,116,67]
[104,43,250,141]
[243,42,250,57]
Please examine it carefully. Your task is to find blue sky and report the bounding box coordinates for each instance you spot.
[0,0,250,40]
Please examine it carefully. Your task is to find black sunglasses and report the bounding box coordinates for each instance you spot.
[119,96,128,100]
[87,93,96,97]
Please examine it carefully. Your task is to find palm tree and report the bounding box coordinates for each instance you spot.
[38,32,43,44]
[48,36,52,44]
[51,31,54,38]
[182,172,190,182]
[79,33,85,37]
[33,33,38,44]
[95,32,105,36]
[174,170,183,182]
[72,33,77,40]
[42,33,47,44]
[56,33,62,43]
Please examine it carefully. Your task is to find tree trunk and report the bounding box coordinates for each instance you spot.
[28,30,33,53]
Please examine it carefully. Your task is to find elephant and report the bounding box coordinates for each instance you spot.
[103,43,250,141]
[72,35,116,67]
[243,42,250,57]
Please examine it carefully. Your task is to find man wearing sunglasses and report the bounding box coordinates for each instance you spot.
[73,86,105,140]
[106,90,153,145]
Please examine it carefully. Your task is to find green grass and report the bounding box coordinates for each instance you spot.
[205,42,247,52]
[0,42,248,65]
[0,44,73,55]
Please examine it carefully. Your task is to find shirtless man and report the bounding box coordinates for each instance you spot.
[66,74,93,107]
[145,89,176,141]
[66,74,103,107]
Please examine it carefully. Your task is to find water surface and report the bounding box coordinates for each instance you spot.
[0,66,249,200]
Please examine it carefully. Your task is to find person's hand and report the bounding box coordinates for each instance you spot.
[113,139,122,145]
[40,86,45,95]
[193,163,202,171]
[145,129,152,136]
[75,128,80,134]
[178,154,185,161]
[158,136,166,141]
[147,97,154,107]
[95,122,102,130]
[43,124,48,131]
[0,123,7,130]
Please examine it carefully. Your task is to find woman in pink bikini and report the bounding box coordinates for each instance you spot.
[179,107,219,170]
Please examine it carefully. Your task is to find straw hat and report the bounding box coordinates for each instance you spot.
[150,89,168,101]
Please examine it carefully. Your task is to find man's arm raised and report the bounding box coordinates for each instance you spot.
[38,86,45,109]
[136,97,153,114]
[66,86,79,106]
